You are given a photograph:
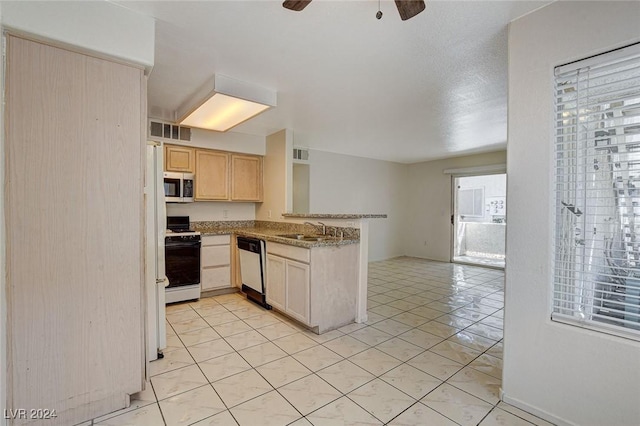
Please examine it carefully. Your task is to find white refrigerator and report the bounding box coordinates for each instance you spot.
[145,141,168,362]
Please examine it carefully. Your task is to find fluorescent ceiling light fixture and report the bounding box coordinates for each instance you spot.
[177,74,277,132]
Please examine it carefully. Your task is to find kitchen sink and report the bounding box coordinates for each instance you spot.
[277,233,305,239]
[277,234,332,242]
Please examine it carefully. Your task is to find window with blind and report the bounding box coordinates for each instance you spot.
[553,43,640,340]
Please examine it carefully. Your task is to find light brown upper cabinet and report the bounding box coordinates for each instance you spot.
[231,154,263,202]
[195,150,229,200]
[165,144,195,172]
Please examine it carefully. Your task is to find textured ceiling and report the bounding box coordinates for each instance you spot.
[114,0,550,163]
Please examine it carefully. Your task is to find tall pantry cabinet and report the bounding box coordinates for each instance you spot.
[5,35,146,425]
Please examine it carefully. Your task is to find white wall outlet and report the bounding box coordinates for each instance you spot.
[268,210,272,218]
[223,209,228,219]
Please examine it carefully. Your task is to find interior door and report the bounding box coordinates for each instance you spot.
[5,35,145,425]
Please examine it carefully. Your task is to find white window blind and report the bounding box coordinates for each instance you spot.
[553,43,640,340]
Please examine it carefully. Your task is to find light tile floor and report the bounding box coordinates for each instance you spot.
[86,257,553,426]
[452,256,505,269]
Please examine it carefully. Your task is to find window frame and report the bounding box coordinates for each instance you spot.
[551,42,640,342]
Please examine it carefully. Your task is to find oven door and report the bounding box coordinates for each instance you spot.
[165,238,201,287]
[164,172,183,203]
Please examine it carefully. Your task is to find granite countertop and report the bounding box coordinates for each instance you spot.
[282,213,387,219]
[190,221,360,248]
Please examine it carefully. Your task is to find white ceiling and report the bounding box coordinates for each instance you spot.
[114,0,550,163]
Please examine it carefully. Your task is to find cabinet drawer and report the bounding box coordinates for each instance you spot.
[267,242,310,263]
[202,245,230,267]
[202,235,230,246]
[202,266,231,291]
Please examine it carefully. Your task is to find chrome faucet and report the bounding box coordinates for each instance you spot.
[318,222,326,235]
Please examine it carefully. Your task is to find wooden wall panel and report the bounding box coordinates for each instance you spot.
[5,35,144,425]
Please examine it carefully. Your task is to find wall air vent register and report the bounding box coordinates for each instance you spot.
[149,120,191,142]
[293,147,309,162]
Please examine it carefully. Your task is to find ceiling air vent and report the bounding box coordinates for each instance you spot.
[149,120,191,142]
[293,147,309,162]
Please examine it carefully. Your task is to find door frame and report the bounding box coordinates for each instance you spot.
[447,166,507,267]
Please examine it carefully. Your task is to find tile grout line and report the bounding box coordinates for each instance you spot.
[96,260,507,425]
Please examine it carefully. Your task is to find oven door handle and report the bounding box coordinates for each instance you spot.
[165,241,201,248]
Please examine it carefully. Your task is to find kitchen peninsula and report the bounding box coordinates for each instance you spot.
[190,214,386,333]
[282,214,388,324]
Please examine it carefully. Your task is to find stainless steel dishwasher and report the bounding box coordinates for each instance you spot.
[237,236,271,309]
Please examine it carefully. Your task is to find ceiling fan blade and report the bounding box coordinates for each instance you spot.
[394,0,426,20]
[283,0,312,12]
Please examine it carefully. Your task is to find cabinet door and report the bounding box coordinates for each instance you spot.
[285,259,311,325]
[165,144,195,172]
[195,150,229,200]
[231,154,263,201]
[202,266,231,291]
[266,254,286,312]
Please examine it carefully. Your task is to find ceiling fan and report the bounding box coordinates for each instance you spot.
[283,0,426,21]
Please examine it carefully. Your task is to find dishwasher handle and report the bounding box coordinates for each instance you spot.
[237,237,263,254]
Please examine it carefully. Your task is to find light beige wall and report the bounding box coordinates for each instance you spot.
[308,149,407,262]
[404,151,507,261]
[255,129,293,221]
[505,2,640,425]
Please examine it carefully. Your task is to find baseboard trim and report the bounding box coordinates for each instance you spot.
[502,393,575,426]
[200,287,240,298]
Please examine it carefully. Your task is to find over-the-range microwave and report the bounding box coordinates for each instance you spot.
[164,172,194,203]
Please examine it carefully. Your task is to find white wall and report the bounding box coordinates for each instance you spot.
[166,202,256,222]
[505,2,640,425]
[255,129,293,221]
[403,151,507,261]
[1,1,154,71]
[292,163,310,214]
[168,127,265,156]
[307,149,407,262]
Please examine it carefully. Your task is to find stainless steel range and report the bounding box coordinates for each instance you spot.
[165,216,201,303]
